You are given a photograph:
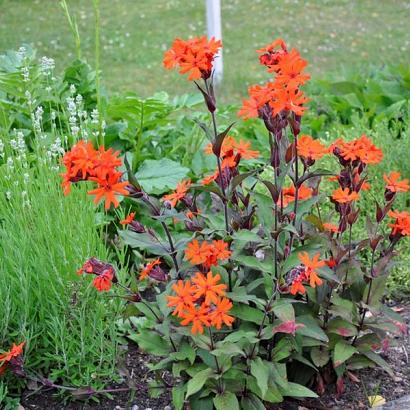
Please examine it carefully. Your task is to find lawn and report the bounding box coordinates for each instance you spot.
[0,0,409,101]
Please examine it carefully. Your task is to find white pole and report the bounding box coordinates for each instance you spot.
[206,0,223,85]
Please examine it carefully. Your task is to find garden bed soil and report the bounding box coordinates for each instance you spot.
[21,303,410,410]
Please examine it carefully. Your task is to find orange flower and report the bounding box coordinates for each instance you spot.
[210,297,235,329]
[384,172,410,193]
[234,139,259,159]
[180,304,211,334]
[388,210,410,237]
[221,155,238,169]
[192,271,227,305]
[93,270,114,292]
[298,252,326,272]
[88,170,129,210]
[205,136,259,160]
[166,280,196,317]
[163,36,222,81]
[201,172,218,186]
[281,184,313,207]
[273,48,310,88]
[140,258,161,280]
[120,212,135,225]
[323,222,339,233]
[331,188,360,204]
[290,276,306,295]
[269,87,309,117]
[0,342,25,375]
[334,135,383,165]
[297,135,328,160]
[185,239,212,265]
[162,179,191,208]
[211,240,232,260]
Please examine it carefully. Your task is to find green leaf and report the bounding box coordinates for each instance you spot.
[186,368,214,398]
[250,358,270,398]
[362,351,394,377]
[234,254,274,273]
[272,300,295,322]
[241,394,266,410]
[230,304,264,325]
[296,315,329,342]
[172,384,186,410]
[333,341,357,368]
[281,382,318,398]
[170,343,196,365]
[214,392,240,410]
[311,346,330,367]
[135,158,189,194]
[327,318,357,337]
[128,331,170,355]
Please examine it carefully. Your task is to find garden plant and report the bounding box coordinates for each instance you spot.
[51,37,410,408]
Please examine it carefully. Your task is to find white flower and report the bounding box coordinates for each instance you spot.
[40,56,55,75]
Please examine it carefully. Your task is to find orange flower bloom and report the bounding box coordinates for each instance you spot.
[210,297,235,329]
[163,36,222,81]
[290,276,306,295]
[334,135,383,165]
[308,270,323,288]
[120,212,135,225]
[331,188,360,204]
[211,240,232,260]
[201,172,218,186]
[281,184,313,207]
[140,258,161,280]
[388,210,410,237]
[269,87,309,117]
[297,135,328,160]
[162,179,191,208]
[0,342,25,375]
[384,172,410,193]
[180,304,211,334]
[205,136,259,160]
[221,155,238,169]
[323,222,339,233]
[93,270,114,292]
[166,280,196,317]
[192,271,227,305]
[298,252,326,272]
[88,170,129,210]
[185,240,212,265]
[273,48,310,88]
[234,139,259,159]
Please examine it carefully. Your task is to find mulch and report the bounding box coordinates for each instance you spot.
[20,303,410,410]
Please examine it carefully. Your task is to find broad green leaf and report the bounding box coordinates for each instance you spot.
[362,351,394,377]
[170,343,196,365]
[128,331,170,355]
[135,158,189,194]
[327,318,357,337]
[296,315,328,342]
[281,382,318,398]
[241,393,266,410]
[213,392,240,410]
[250,357,270,398]
[234,254,274,273]
[186,368,214,398]
[172,384,186,410]
[333,341,357,368]
[310,346,330,367]
[231,304,265,325]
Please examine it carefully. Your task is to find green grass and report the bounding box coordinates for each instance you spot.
[0,0,409,101]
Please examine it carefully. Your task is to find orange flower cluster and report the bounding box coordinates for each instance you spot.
[166,272,234,334]
[297,135,328,161]
[290,252,325,295]
[280,184,313,208]
[185,239,231,268]
[0,342,25,376]
[201,136,259,186]
[163,36,222,81]
[62,140,129,209]
[77,257,116,292]
[388,210,410,237]
[162,179,191,208]
[239,38,310,120]
[332,135,383,165]
[331,187,360,204]
[384,172,410,194]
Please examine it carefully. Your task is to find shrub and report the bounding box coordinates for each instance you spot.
[64,37,410,409]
